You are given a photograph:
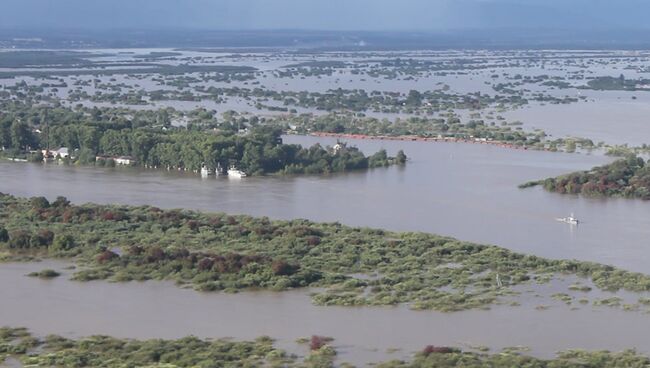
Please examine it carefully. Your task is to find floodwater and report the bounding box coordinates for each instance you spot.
[505,92,650,146]
[2,49,650,364]
[1,136,648,272]
[4,48,650,147]
[3,261,650,366]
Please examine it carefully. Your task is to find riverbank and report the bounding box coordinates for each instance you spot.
[309,132,556,152]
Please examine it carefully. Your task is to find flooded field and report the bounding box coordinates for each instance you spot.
[3,261,650,366]
[2,49,650,146]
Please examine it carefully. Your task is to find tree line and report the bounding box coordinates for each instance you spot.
[0,104,406,175]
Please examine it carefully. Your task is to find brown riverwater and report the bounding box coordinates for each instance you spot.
[2,136,650,365]
[2,49,650,366]
[1,136,647,272]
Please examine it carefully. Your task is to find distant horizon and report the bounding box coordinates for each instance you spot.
[3,0,650,32]
[3,26,650,32]
[3,27,650,50]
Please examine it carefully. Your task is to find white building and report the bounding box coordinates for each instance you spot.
[41,147,69,159]
[55,148,69,158]
[115,156,136,165]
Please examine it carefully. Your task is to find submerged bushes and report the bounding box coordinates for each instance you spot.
[2,327,650,368]
[2,193,650,311]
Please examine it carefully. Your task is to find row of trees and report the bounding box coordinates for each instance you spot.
[0,103,405,175]
[0,119,38,151]
[49,124,403,175]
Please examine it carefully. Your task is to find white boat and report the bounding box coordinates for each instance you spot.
[227,167,247,178]
[200,166,212,177]
[556,213,579,225]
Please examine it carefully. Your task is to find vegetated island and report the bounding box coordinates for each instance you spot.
[0,108,406,176]
[3,194,650,312]
[275,111,596,153]
[1,326,650,368]
[582,74,650,92]
[520,156,650,200]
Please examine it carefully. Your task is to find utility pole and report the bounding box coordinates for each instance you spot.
[44,107,50,152]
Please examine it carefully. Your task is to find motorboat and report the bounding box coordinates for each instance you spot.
[227,167,247,178]
[200,165,212,177]
[556,213,579,225]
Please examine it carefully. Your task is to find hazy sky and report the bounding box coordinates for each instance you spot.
[1,0,649,31]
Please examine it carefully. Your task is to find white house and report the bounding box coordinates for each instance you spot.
[332,143,345,153]
[115,156,136,165]
[55,147,69,158]
[41,147,69,160]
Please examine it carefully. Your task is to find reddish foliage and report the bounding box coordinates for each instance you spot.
[62,208,75,223]
[209,253,266,273]
[271,260,299,276]
[310,335,331,351]
[208,216,223,228]
[102,211,125,221]
[422,345,455,356]
[253,226,275,236]
[97,250,119,263]
[145,246,166,262]
[197,257,215,271]
[186,220,200,231]
[305,236,321,246]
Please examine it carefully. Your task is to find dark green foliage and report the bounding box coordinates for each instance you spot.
[30,197,50,210]
[31,229,54,247]
[1,103,401,176]
[396,150,408,164]
[27,269,61,279]
[585,75,650,91]
[521,156,650,199]
[277,112,551,149]
[0,227,8,243]
[51,234,76,252]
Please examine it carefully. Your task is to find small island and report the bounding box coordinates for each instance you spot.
[3,194,650,313]
[520,156,650,199]
[0,105,406,176]
[583,74,650,92]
